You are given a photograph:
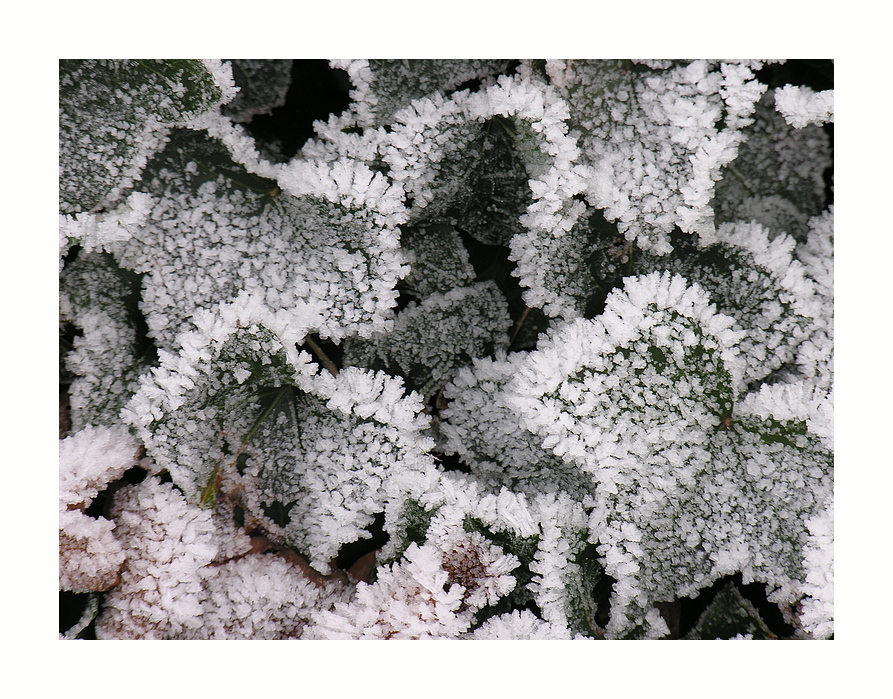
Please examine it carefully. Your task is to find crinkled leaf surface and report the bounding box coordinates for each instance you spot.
[110,128,407,351]
[60,252,153,429]
[714,92,832,240]
[343,281,511,397]
[548,59,767,253]
[60,59,235,215]
[509,273,831,637]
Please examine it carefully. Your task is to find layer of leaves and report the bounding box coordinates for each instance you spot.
[59,59,235,215]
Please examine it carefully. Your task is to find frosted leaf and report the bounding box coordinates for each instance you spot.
[110,128,408,351]
[59,424,142,510]
[399,108,533,246]
[548,60,767,253]
[239,369,435,572]
[736,379,833,451]
[587,219,820,386]
[121,295,322,502]
[380,74,587,245]
[60,253,152,430]
[467,609,571,639]
[343,281,512,397]
[222,59,293,124]
[683,581,775,639]
[399,224,476,298]
[440,353,595,501]
[775,85,834,128]
[795,209,833,387]
[303,542,475,639]
[60,59,236,214]
[713,92,832,240]
[509,272,741,472]
[524,493,600,636]
[305,478,529,639]
[380,471,601,637]
[59,508,125,594]
[508,272,831,637]
[94,472,348,639]
[59,192,153,269]
[94,477,221,638]
[509,207,618,319]
[94,473,352,639]
[332,59,513,126]
[123,298,435,572]
[59,425,141,592]
[798,499,833,638]
[193,554,350,639]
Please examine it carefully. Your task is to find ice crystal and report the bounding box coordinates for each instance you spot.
[59,425,141,592]
[59,59,832,640]
[59,59,235,215]
[509,273,832,636]
[546,59,767,253]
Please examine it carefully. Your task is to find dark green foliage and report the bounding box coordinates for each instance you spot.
[684,582,775,639]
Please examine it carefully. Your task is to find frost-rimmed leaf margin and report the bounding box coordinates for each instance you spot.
[121,292,436,519]
[506,272,831,636]
[585,219,823,385]
[109,125,411,353]
[59,59,237,215]
[331,59,516,127]
[379,469,602,638]
[541,59,769,254]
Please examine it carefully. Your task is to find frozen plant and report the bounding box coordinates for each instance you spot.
[60,59,833,640]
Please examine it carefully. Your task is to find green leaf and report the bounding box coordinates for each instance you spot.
[59,59,232,214]
[684,582,776,639]
[345,59,514,125]
[400,224,476,298]
[60,252,153,429]
[588,222,818,385]
[713,92,832,241]
[111,128,406,352]
[343,281,511,397]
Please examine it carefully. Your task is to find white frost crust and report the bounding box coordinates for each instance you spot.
[510,272,741,417]
[714,219,823,326]
[526,493,590,632]
[121,293,322,496]
[304,536,517,639]
[94,477,219,638]
[196,108,409,226]
[92,474,347,639]
[329,59,378,126]
[200,59,239,107]
[463,74,591,236]
[736,380,833,451]
[60,424,141,509]
[468,609,572,639]
[59,192,154,268]
[795,208,833,388]
[59,425,139,592]
[440,352,595,501]
[548,60,768,253]
[379,73,589,237]
[123,292,434,505]
[198,554,349,639]
[774,85,834,128]
[798,499,834,638]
